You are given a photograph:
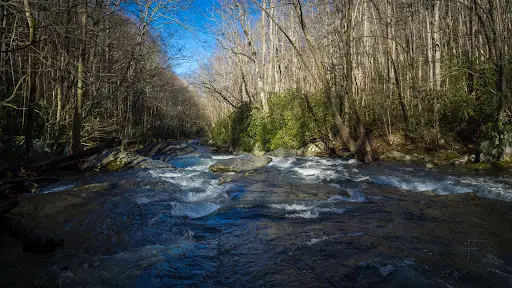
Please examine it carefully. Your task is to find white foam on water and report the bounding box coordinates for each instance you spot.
[286,210,320,219]
[308,236,329,245]
[271,204,346,219]
[328,189,367,203]
[269,157,296,170]
[170,202,221,218]
[316,158,339,166]
[151,170,207,189]
[269,204,314,211]
[371,176,472,195]
[351,176,371,182]
[292,167,338,182]
[150,166,230,205]
[449,176,512,201]
[184,184,230,202]
[211,155,237,160]
[184,159,217,172]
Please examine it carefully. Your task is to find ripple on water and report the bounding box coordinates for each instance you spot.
[40,184,77,194]
[170,202,221,219]
[328,185,367,203]
[307,232,365,245]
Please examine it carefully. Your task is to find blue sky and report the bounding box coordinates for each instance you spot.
[170,1,219,76]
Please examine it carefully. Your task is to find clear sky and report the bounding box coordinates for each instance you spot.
[170,0,219,77]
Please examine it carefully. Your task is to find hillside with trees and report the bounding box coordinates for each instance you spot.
[196,0,511,163]
[0,0,203,167]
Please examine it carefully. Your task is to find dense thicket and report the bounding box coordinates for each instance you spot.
[0,0,202,166]
[196,0,511,162]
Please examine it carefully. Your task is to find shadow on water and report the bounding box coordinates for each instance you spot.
[1,141,512,287]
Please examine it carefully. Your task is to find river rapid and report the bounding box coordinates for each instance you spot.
[1,141,512,287]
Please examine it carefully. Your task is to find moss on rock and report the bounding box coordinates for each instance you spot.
[466,162,492,170]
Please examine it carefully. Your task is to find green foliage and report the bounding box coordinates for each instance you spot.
[210,90,331,152]
[440,60,500,144]
[211,113,233,148]
[481,122,511,160]
[231,103,254,151]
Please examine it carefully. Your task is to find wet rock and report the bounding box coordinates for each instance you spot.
[265,148,303,157]
[419,190,437,196]
[495,161,512,171]
[252,143,265,156]
[466,162,492,170]
[479,134,512,162]
[83,149,173,171]
[69,183,113,193]
[2,217,64,254]
[450,154,475,165]
[302,141,327,157]
[218,176,233,186]
[380,151,416,161]
[233,151,252,156]
[209,155,272,173]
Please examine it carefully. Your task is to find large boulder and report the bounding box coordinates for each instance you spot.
[209,155,272,173]
[265,148,303,157]
[252,143,265,156]
[82,149,173,171]
[302,141,327,157]
[479,133,512,162]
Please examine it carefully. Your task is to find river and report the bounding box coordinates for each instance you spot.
[1,142,512,287]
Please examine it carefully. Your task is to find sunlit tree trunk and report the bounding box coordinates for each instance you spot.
[71,0,87,154]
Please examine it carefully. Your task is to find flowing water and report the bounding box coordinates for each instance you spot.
[2,142,512,287]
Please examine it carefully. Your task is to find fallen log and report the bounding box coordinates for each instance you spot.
[0,138,120,180]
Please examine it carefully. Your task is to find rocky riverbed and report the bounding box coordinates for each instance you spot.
[1,141,512,287]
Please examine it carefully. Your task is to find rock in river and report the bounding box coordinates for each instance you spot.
[265,148,303,157]
[83,148,172,171]
[209,155,272,173]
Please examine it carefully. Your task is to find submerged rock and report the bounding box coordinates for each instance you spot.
[265,148,303,157]
[226,181,350,204]
[209,155,272,173]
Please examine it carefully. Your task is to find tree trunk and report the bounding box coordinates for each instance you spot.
[71,0,87,155]
[23,0,36,155]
